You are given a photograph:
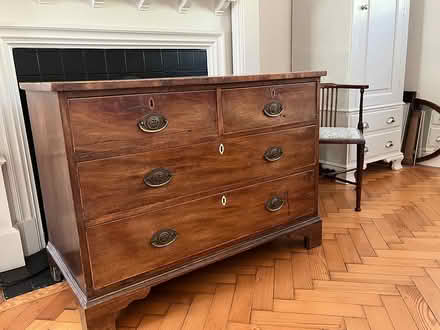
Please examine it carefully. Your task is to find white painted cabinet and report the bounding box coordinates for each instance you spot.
[293,0,410,175]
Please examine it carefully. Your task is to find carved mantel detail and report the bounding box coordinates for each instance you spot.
[215,0,236,16]
[34,0,240,14]
[90,0,104,8]
[137,0,152,11]
[34,0,55,4]
[178,0,191,14]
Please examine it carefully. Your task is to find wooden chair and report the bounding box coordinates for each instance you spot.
[319,83,369,212]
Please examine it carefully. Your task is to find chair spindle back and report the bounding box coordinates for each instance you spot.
[320,83,368,132]
[320,86,339,128]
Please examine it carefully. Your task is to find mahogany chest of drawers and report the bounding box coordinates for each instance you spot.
[21,72,325,330]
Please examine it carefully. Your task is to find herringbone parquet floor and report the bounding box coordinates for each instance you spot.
[2,165,440,330]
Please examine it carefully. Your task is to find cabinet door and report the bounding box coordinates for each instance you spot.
[351,0,410,107]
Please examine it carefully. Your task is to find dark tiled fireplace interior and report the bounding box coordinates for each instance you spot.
[0,48,208,299]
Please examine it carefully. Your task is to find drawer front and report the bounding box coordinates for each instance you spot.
[86,171,316,289]
[351,108,402,133]
[222,83,317,133]
[69,91,218,158]
[79,126,316,220]
[351,130,401,162]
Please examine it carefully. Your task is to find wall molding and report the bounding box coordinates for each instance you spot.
[0,24,226,257]
[231,0,260,74]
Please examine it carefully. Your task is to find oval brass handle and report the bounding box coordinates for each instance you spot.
[363,122,370,129]
[151,229,177,248]
[144,168,173,188]
[436,137,440,143]
[138,112,168,133]
[264,146,283,162]
[265,196,285,213]
[263,101,284,117]
[386,117,396,124]
[385,141,394,149]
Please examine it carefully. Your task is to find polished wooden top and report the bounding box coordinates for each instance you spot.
[19,71,327,92]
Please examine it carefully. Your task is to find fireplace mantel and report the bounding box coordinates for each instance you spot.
[0,24,226,261]
[0,0,260,271]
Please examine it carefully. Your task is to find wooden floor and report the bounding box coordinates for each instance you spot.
[2,165,440,330]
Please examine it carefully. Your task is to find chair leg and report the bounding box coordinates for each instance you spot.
[355,144,365,212]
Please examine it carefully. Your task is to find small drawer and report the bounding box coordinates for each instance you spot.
[351,108,402,133]
[222,83,317,133]
[86,171,316,289]
[69,90,218,159]
[351,130,401,161]
[78,126,317,220]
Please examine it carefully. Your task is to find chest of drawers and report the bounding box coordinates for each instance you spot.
[21,72,325,330]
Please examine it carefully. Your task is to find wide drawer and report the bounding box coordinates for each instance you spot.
[86,171,316,289]
[350,130,401,162]
[78,126,316,220]
[222,83,317,133]
[69,90,218,159]
[351,108,402,133]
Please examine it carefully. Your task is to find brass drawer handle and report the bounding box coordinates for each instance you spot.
[436,137,440,143]
[365,146,369,153]
[144,168,173,188]
[264,146,283,162]
[138,112,168,133]
[386,117,396,125]
[263,101,284,117]
[385,141,394,149]
[151,229,177,248]
[265,196,285,213]
[363,122,370,129]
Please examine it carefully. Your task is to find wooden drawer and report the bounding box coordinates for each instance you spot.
[351,108,402,133]
[222,83,317,133]
[69,90,218,159]
[79,126,316,220]
[351,130,401,161]
[86,171,316,289]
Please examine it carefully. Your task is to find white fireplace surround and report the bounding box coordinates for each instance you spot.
[0,0,259,270]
